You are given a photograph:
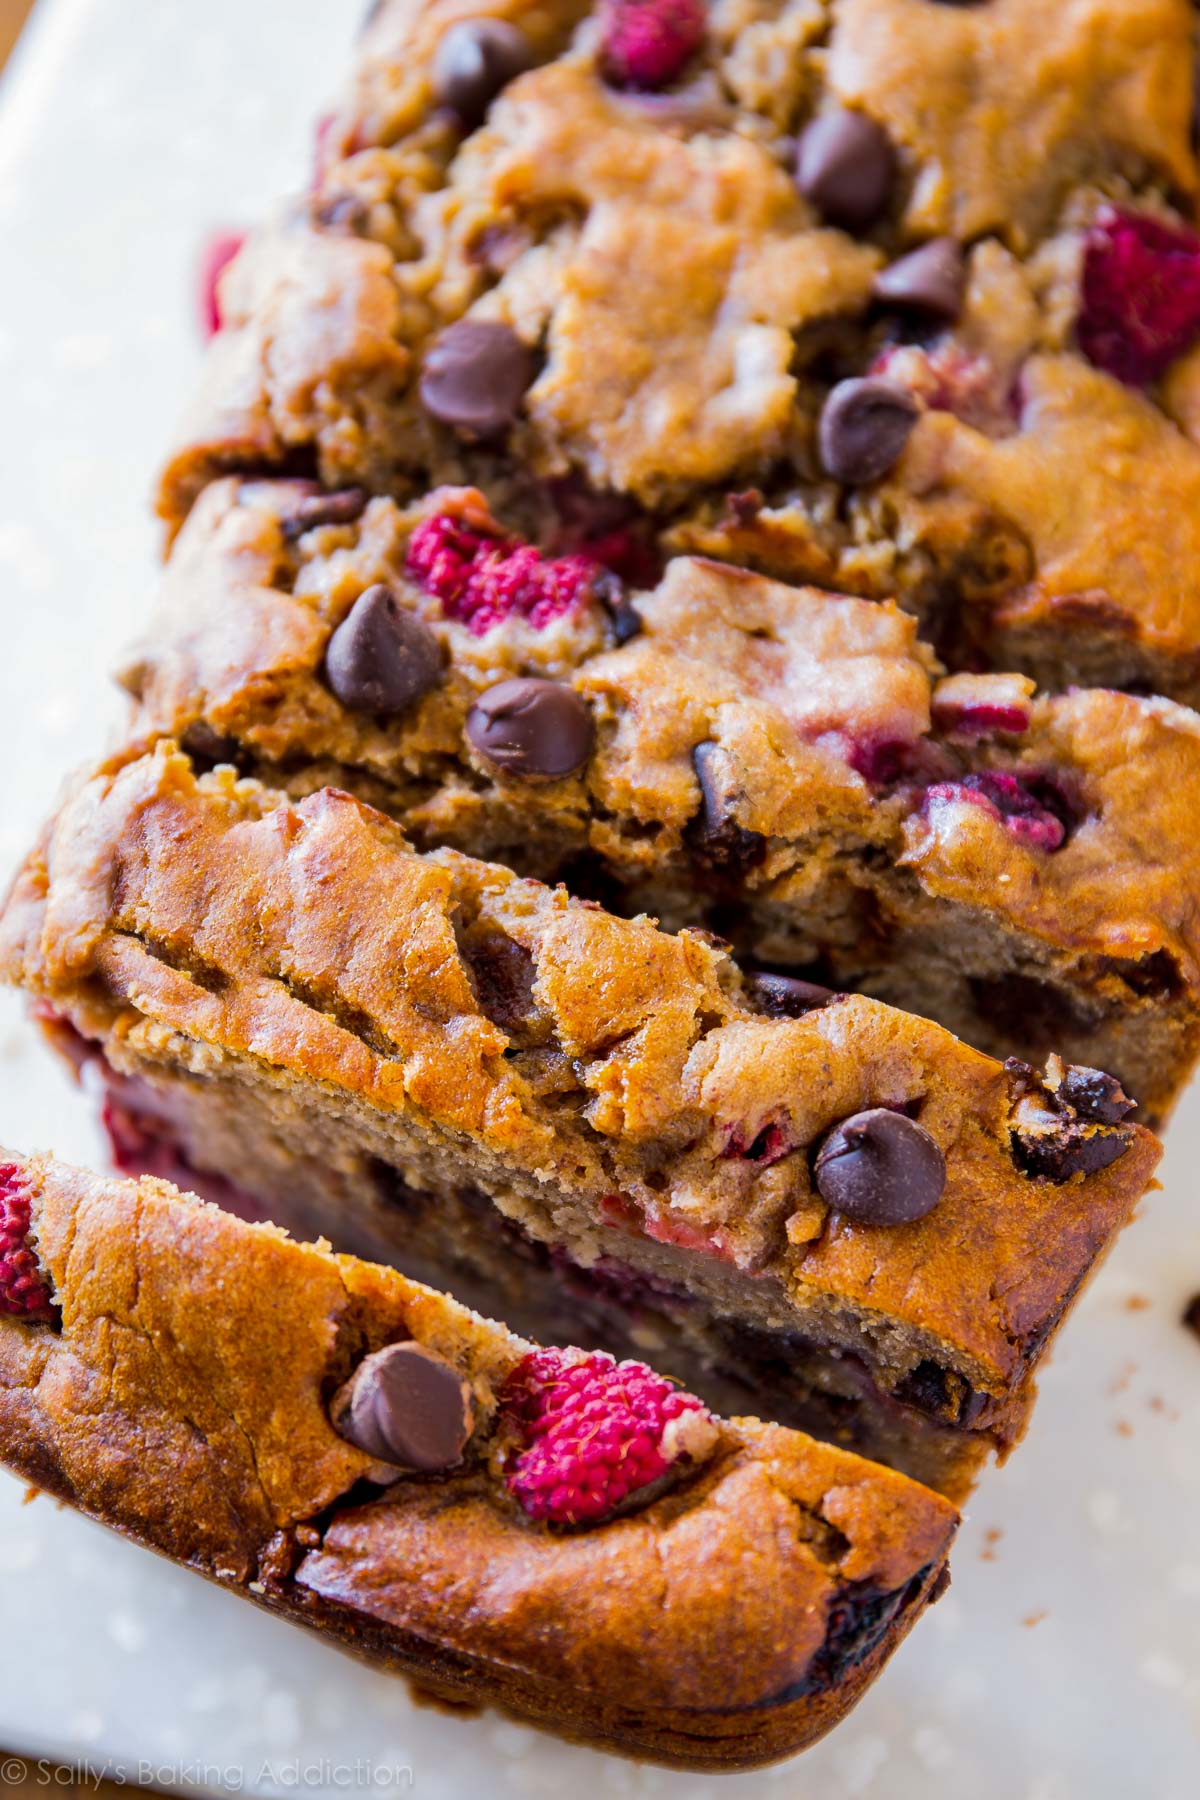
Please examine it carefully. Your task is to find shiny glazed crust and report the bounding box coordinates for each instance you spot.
[0,743,1160,1451]
[0,1149,957,1770]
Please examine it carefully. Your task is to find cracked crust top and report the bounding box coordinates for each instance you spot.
[0,743,1160,1404]
[0,1147,956,1767]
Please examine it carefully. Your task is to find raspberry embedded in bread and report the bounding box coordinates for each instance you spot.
[501,1348,718,1524]
[0,1165,54,1322]
[598,0,707,92]
[406,513,603,636]
[1078,207,1200,387]
[922,770,1072,852]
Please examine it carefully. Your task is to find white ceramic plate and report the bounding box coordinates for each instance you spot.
[0,3,1197,1793]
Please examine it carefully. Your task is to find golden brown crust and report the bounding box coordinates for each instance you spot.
[0,743,1159,1422]
[0,1149,956,1770]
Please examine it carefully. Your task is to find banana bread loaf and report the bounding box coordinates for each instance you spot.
[0,742,1160,1501]
[0,1147,957,1769]
[123,474,1200,1121]
[156,0,1200,702]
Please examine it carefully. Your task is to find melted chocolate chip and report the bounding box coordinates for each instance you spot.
[689,741,767,870]
[744,972,838,1018]
[1012,1119,1133,1184]
[180,721,245,773]
[334,1342,474,1470]
[893,1359,987,1428]
[419,320,534,437]
[781,1570,930,1699]
[873,238,966,320]
[818,378,919,485]
[431,20,533,127]
[813,1109,946,1225]
[594,570,643,643]
[466,677,594,777]
[280,486,367,541]
[795,107,897,232]
[460,930,537,1034]
[325,584,443,714]
[1183,1293,1200,1341]
[1057,1064,1135,1126]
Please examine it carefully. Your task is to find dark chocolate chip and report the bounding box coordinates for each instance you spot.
[594,570,643,643]
[325,584,443,714]
[795,107,897,232]
[180,721,245,773]
[873,238,966,320]
[893,1358,986,1427]
[689,741,767,870]
[1183,1293,1200,1341]
[813,1108,946,1225]
[818,378,919,485]
[333,1341,474,1470]
[783,1573,926,1699]
[1058,1064,1136,1126]
[466,677,594,777]
[419,320,534,437]
[744,972,838,1018]
[280,486,367,541]
[431,19,533,127]
[460,930,536,1034]
[1012,1119,1133,1184]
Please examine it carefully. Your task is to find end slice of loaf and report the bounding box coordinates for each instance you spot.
[0,1147,957,1771]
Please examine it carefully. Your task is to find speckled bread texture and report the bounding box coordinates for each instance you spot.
[0,742,1160,1499]
[154,0,1200,700]
[122,476,1200,1122]
[0,1148,958,1769]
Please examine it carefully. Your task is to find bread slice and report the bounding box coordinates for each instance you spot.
[0,1147,957,1770]
[1,743,1160,1501]
[154,1,1200,701]
[122,476,1200,1122]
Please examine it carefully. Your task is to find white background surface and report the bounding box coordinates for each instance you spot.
[0,2,1197,1793]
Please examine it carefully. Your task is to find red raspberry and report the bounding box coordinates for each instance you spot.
[924,770,1070,852]
[406,513,600,635]
[0,1165,54,1322]
[1078,207,1200,386]
[932,701,1031,739]
[501,1348,718,1525]
[198,230,246,340]
[599,0,707,92]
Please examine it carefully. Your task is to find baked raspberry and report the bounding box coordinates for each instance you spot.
[723,1118,794,1166]
[923,770,1071,852]
[848,737,916,787]
[599,0,707,92]
[198,230,246,340]
[0,1165,54,1322]
[1078,207,1200,386]
[500,1348,717,1525]
[406,514,600,635]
